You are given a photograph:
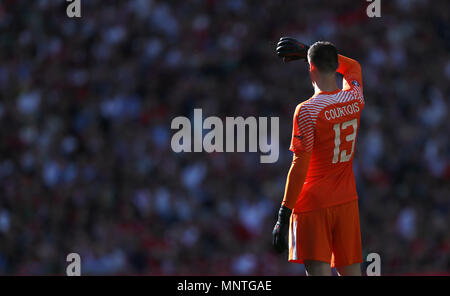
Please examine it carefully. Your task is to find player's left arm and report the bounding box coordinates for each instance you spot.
[272,104,313,253]
[281,151,311,209]
[272,150,311,253]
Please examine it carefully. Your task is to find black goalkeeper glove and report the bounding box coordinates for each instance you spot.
[276,37,310,63]
[272,205,292,253]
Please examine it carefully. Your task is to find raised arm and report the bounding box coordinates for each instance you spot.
[336,55,363,91]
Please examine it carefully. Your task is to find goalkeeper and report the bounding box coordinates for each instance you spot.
[272,37,365,276]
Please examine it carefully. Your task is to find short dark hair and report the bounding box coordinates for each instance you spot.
[307,41,338,73]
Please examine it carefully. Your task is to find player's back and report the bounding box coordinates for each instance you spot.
[290,82,364,213]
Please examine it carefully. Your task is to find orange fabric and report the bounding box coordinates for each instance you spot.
[288,54,364,213]
[288,199,362,268]
[281,151,312,210]
[337,54,363,90]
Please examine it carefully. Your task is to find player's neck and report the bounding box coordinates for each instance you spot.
[313,77,339,95]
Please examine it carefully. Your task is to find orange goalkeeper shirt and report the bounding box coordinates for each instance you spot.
[288,55,365,213]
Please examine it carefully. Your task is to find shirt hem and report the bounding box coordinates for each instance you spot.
[292,196,358,214]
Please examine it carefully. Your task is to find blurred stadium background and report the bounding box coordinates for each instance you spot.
[0,0,449,275]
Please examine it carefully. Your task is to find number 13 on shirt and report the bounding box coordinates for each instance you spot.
[332,118,357,164]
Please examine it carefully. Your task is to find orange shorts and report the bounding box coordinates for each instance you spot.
[288,199,362,268]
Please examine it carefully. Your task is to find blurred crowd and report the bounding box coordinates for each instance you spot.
[0,0,449,275]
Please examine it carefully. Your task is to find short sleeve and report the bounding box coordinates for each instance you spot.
[289,104,315,153]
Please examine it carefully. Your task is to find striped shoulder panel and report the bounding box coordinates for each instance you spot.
[302,89,364,122]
